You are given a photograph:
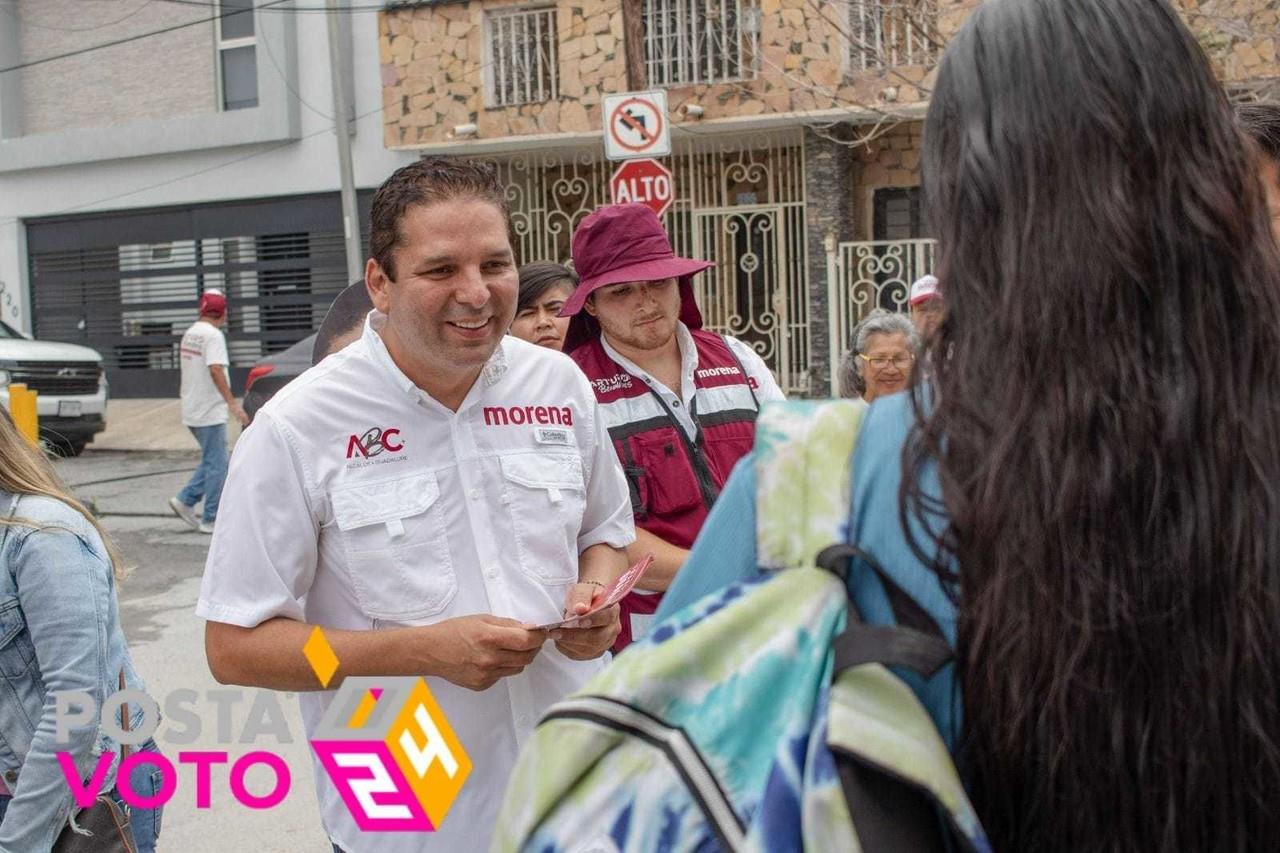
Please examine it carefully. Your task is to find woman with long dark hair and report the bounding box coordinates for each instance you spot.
[656,0,1280,848]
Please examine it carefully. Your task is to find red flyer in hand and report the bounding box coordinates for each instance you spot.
[538,554,655,630]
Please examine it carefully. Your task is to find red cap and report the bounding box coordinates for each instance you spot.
[908,275,941,307]
[199,289,227,317]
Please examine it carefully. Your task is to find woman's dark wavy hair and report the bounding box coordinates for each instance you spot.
[905,1,1280,849]
[517,261,578,315]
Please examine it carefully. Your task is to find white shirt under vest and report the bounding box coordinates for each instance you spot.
[600,322,785,440]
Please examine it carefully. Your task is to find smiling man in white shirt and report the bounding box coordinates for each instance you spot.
[196,158,633,852]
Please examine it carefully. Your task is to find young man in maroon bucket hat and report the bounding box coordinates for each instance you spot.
[561,203,785,651]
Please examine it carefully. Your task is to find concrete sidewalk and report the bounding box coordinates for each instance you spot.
[88,399,243,452]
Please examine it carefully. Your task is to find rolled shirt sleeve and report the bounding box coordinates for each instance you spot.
[575,393,636,554]
[196,412,318,627]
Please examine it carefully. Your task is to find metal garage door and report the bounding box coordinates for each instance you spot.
[26,192,371,398]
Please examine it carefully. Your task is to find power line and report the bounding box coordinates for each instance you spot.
[157,0,414,11]
[0,0,293,75]
[0,67,418,230]
[255,4,334,121]
[0,0,157,33]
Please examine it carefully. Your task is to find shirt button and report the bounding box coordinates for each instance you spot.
[486,566,499,579]
[469,488,480,500]
[671,400,681,407]
[3,770,15,784]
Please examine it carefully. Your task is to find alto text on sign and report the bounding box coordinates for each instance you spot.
[610,158,675,219]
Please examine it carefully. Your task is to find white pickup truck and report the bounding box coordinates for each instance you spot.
[0,320,108,456]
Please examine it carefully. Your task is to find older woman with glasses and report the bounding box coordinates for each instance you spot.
[845,308,919,402]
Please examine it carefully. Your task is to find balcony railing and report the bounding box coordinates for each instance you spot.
[644,0,761,87]
[849,0,938,71]
[487,7,559,107]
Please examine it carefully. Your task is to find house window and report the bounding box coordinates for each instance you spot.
[873,187,926,240]
[217,0,259,110]
[486,7,559,108]
[849,0,937,72]
[644,0,760,87]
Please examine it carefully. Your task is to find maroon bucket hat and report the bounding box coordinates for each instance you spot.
[561,204,713,352]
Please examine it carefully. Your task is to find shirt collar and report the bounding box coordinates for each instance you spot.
[600,322,696,397]
[364,310,510,406]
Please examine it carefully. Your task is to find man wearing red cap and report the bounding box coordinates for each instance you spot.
[562,203,785,650]
[170,288,249,534]
[908,274,943,339]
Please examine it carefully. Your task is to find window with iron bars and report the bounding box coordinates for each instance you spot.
[848,0,938,71]
[644,0,761,87]
[486,7,559,107]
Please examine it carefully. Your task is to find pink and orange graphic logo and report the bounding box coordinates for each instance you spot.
[304,628,471,831]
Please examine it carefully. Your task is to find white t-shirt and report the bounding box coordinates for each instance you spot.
[196,314,635,852]
[601,322,787,441]
[178,320,230,427]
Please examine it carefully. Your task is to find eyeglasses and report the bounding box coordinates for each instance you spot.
[858,353,915,370]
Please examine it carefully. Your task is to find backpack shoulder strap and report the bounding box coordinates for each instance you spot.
[754,399,868,572]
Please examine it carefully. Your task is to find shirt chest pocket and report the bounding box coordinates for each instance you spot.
[499,452,586,585]
[330,472,457,622]
[0,597,37,680]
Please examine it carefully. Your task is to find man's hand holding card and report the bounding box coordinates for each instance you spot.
[541,555,655,661]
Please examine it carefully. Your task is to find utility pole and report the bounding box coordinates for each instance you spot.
[621,0,646,91]
[327,0,363,284]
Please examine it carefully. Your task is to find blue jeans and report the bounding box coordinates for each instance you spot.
[0,738,163,853]
[177,423,228,524]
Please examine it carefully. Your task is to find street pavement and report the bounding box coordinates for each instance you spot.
[54,448,330,852]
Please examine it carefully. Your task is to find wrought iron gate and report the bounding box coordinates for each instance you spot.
[498,129,810,395]
[825,237,936,389]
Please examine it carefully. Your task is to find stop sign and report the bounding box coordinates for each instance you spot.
[610,158,675,218]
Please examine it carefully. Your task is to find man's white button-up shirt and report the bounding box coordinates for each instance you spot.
[197,314,635,852]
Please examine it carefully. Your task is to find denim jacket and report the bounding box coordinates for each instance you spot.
[0,490,149,852]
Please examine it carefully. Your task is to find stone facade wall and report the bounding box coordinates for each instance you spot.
[380,0,628,147]
[381,0,1278,149]
[381,0,968,148]
[17,0,217,136]
[850,121,924,239]
[1177,0,1279,85]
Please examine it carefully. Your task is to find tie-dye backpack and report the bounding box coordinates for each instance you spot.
[493,400,990,853]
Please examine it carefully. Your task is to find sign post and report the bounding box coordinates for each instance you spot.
[610,159,675,218]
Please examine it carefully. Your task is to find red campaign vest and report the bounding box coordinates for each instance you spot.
[572,330,761,651]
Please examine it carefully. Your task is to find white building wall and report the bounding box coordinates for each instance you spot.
[0,7,417,334]
[18,0,217,136]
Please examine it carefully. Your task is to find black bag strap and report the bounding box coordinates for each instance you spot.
[830,623,952,679]
[815,543,953,679]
